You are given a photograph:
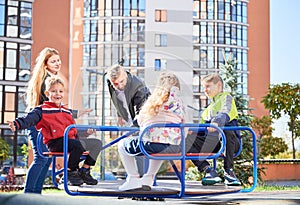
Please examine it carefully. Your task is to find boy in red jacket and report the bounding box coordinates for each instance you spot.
[8,76,101,186]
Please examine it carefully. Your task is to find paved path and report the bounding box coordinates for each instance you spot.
[1,190,300,205]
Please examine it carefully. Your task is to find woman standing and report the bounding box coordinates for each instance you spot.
[24,47,61,193]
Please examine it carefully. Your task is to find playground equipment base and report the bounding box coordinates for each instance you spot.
[59,179,242,197]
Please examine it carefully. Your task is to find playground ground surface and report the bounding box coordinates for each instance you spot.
[1,180,300,205]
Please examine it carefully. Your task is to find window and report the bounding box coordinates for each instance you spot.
[155,9,167,22]
[0,1,5,36]
[154,59,166,71]
[155,34,167,47]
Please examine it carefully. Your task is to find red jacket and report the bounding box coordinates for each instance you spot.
[14,102,77,145]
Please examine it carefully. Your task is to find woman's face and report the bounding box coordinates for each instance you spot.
[46,54,61,75]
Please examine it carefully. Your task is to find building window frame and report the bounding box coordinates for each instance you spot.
[155,34,167,47]
[155,9,167,22]
[154,58,166,71]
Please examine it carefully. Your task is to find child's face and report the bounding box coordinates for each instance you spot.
[202,81,222,99]
[45,83,64,106]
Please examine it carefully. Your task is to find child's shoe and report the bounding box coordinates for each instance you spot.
[119,176,142,191]
[79,168,98,185]
[140,174,154,190]
[201,167,222,186]
[68,170,84,186]
[224,169,241,186]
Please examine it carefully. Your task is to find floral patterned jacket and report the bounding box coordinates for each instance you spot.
[138,86,185,145]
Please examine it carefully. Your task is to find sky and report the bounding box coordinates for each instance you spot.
[270,0,299,148]
[270,0,300,84]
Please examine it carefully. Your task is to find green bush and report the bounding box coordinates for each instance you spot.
[0,138,10,164]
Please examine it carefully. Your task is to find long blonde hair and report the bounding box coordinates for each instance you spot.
[140,72,180,117]
[26,48,59,111]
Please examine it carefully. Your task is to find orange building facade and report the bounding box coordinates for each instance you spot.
[248,0,270,117]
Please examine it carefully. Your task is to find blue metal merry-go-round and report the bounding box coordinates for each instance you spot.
[37,123,257,199]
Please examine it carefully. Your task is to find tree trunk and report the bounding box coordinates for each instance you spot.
[291,130,296,159]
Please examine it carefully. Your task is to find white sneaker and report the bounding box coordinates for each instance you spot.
[140,174,154,187]
[118,176,142,191]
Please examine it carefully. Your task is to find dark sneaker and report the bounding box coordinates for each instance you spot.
[224,169,241,186]
[68,170,84,186]
[79,168,98,185]
[202,169,222,185]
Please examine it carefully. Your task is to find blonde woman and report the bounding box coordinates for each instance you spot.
[22,48,93,192]
[117,72,185,191]
[24,47,61,193]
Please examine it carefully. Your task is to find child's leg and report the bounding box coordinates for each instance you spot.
[140,142,178,186]
[67,139,85,171]
[77,138,102,185]
[47,138,84,186]
[185,132,219,172]
[223,130,240,171]
[117,138,142,191]
[141,160,163,186]
[79,138,102,167]
[117,139,139,177]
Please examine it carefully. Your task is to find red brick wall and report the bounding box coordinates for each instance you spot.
[259,164,300,181]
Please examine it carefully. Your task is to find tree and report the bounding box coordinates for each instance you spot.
[219,53,252,126]
[261,83,300,159]
[251,116,273,139]
[260,137,288,158]
[252,116,288,158]
[219,52,262,186]
[0,138,10,165]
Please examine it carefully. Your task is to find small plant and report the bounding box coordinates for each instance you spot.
[0,167,22,192]
[185,166,202,181]
[20,144,29,168]
[0,138,10,164]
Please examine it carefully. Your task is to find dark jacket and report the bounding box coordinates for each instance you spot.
[14,102,77,144]
[107,71,150,126]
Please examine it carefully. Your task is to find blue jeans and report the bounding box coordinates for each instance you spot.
[24,126,52,194]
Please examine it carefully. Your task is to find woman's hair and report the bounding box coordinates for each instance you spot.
[140,72,180,116]
[45,76,64,91]
[26,47,59,110]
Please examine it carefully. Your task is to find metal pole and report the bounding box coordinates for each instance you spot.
[86,69,106,180]
[100,73,106,180]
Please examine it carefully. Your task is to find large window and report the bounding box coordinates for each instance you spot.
[0,0,33,167]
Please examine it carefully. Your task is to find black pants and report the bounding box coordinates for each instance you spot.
[47,138,101,171]
[185,130,240,172]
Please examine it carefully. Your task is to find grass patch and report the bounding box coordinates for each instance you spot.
[255,184,300,192]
